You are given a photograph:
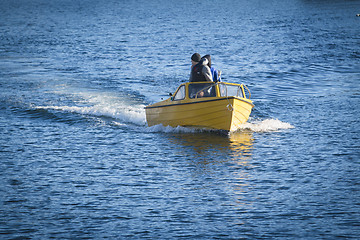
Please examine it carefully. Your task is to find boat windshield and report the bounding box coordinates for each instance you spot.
[188,83,216,99]
[173,85,186,100]
[219,83,244,98]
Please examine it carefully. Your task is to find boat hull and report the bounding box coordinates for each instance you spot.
[145,97,253,132]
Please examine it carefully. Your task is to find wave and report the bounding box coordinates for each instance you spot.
[145,124,207,133]
[35,88,146,126]
[145,119,294,134]
[237,118,294,132]
[35,104,146,126]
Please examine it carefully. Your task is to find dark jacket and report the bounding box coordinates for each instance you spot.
[189,58,212,82]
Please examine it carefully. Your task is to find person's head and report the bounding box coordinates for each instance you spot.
[191,53,201,65]
[202,54,211,68]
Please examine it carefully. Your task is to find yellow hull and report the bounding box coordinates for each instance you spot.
[146,97,253,132]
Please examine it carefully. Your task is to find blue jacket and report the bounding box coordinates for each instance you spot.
[211,67,221,82]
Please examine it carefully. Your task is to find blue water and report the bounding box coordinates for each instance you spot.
[1,0,360,239]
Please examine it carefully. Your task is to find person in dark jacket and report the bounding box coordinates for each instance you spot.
[189,53,212,82]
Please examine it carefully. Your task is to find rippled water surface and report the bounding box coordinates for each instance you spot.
[1,0,359,239]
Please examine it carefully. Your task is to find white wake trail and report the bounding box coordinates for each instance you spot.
[36,88,147,126]
[237,119,294,132]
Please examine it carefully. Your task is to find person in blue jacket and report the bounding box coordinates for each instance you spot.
[202,54,221,82]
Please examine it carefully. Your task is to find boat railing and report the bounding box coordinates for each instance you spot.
[243,84,251,99]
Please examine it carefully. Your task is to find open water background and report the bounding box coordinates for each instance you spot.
[1,0,359,239]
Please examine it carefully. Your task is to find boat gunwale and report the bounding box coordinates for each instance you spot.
[145,96,254,109]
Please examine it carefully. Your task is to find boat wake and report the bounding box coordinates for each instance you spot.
[32,85,293,133]
[35,104,146,126]
[145,119,294,134]
[145,124,208,133]
[34,103,293,134]
[237,118,294,132]
[35,87,146,126]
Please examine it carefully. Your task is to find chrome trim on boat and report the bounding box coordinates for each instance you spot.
[145,97,254,109]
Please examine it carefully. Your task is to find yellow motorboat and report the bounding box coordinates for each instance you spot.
[145,82,254,132]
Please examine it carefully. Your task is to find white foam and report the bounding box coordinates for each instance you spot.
[36,104,146,126]
[145,124,201,133]
[236,119,294,132]
[36,88,147,126]
[144,119,294,134]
